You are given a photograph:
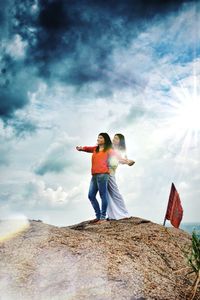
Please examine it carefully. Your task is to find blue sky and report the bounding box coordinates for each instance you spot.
[0,0,200,226]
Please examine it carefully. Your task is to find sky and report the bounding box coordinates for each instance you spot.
[0,0,200,226]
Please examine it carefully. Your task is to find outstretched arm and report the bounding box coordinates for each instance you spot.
[118,152,135,166]
[76,146,97,153]
[76,146,84,151]
[119,156,135,166]
[109,149,135,166]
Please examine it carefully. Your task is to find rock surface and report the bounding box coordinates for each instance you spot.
[0,217,199,300]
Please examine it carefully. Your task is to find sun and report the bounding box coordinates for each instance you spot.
[165,82,200,154]
[153,73,200,155]
[172,95,200,133]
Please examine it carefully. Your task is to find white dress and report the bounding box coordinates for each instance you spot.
[107,154,130,220]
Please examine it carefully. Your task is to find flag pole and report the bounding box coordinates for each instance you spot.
[163,182,174,227]
[163,182,183,228]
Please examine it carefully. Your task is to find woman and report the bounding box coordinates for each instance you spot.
[76,133,118,224]
[107,133,135,220]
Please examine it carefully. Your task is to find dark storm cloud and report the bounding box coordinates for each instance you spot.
[0,59,28,118]
[0,0,38,122]
[0,2,6,29]
[0,52,38,120]
[15,0,194,85]
[0,0,12,36]
[0,0,196,123]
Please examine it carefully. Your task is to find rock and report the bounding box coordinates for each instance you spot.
[0,217,198,300]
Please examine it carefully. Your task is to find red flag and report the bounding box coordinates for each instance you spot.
[164,183,183,228]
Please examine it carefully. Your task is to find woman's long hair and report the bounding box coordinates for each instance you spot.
[96,133,112,152]
[115,133,126,151]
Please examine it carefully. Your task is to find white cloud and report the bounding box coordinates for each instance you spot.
[24,180,69,206]
[4,34,27,59]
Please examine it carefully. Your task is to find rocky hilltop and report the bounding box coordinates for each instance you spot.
[0,217,199,300]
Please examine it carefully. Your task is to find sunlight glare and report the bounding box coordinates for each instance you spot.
[174,96,200,132]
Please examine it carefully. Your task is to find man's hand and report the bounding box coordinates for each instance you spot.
[76,146,83,151]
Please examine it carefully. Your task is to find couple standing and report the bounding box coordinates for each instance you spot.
[76,133,135,224]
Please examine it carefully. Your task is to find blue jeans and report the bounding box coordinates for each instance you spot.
[88,174,109,220]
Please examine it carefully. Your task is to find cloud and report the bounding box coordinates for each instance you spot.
[6,118,38,137]
[0,144,10,166]
[0,178,88,216]
[5,34,28,59]
[24,180,69,207]
[0,2,38,124]
[8,0,194,88]
[0,0,197,132]
[0,44,39,121]
[34,134,78,175]
[0,66,29,119]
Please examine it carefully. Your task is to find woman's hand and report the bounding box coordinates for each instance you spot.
[128,159,135,166]
[118,158,135,166]
[76,146,83,151]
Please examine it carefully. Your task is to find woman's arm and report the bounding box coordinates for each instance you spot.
[108,149,128,164]
[76,146,97,153]
[108,149,135,166]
